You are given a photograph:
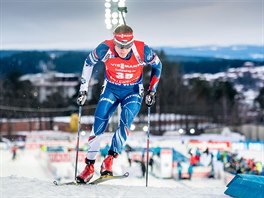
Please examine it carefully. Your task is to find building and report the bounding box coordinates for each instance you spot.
[19,72,97,102]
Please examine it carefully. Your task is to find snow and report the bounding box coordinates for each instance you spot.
[0,147,229,198]
[1,176,227,198]
[250,53,264,59]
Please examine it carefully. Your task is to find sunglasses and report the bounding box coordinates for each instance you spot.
[114,40,134,49]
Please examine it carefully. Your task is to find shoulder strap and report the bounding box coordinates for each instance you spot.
[101,40,114,62]
[132,44,146,66]
[101,49,112,62]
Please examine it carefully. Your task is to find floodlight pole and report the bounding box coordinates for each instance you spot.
[118,6,127,25]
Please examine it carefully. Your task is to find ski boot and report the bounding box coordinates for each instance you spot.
[100,150,118,176]
[76,158,95,183]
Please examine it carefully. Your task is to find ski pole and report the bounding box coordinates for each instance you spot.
[146,106,151,187]
[74,106,82,180]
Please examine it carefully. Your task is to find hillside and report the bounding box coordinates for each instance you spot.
[160,45,264,61]
[1,49,263,78]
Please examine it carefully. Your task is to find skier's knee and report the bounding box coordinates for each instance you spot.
[121,107,135,127]
[93,119,108,135]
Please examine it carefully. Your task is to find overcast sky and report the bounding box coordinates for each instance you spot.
[1,0,263,50]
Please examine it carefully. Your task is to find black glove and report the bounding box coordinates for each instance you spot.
[77,91,87,106]
[145,91,156,107]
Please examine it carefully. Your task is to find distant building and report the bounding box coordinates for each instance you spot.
[243,61,254,68]
[19,72,97,102]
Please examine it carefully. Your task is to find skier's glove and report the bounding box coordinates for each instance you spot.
[77,91,87,106]
[145,90,156,107]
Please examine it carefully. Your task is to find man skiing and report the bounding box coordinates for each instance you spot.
[76,24,162,183]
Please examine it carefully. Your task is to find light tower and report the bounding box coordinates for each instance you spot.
[104,1,128,131]
[104,0,127,30]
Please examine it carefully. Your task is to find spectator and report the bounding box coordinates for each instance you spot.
[188,163,193,180]
[149,155,154,172]
[177,161,183,180]
[190,153,198,166]
[125,144,133,167]
[11,145,18,160]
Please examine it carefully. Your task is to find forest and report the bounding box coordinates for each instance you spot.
[0,50,263,134]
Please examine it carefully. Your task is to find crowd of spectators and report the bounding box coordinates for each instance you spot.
[186,147,263,178]
[222,151,263,175]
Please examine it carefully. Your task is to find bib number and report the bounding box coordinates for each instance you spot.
[116,72,133,79]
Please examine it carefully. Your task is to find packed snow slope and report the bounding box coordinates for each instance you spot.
[1,146,228,198]
[1,176,227,198]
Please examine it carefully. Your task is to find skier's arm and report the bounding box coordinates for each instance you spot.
[144,45,162,107]
[79,42,109,92]
[77,42,109,106]
[144,45,162,93]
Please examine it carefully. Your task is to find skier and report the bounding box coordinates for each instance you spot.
[75,24,162,183]
[11,144,18,160]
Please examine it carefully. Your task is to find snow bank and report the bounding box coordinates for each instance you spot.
[0,136,229,198]
[1,176,227,198]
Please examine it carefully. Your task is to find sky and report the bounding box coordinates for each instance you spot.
[1,0,263,50]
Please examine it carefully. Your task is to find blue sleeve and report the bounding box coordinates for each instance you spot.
[143,45,156,63]
[143,45,162,92]
[85,42,109,66]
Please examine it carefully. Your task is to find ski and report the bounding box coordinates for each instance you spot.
[53,180,79,186]
[90,172,129,185]
[53,172,129,186]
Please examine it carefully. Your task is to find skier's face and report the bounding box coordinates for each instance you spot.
[114,45,132,58]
